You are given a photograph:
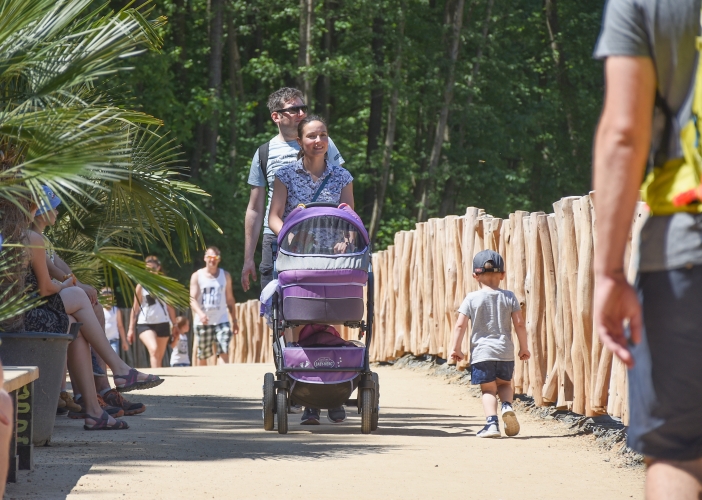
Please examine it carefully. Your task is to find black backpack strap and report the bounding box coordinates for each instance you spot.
[258,141,270,186]
[654,91,674,168]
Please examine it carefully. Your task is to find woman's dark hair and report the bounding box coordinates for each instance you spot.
[296,115,327,160]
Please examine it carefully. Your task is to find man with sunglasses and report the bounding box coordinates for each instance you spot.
[191,246,239,365]
[242,87,345,293]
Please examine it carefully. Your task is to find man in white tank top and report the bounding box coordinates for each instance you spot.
[190,246,239,365]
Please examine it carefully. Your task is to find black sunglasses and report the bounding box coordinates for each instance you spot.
[275,105,308,115]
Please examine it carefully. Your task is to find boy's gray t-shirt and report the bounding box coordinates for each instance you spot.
[594,0,702,272]
[458,288,520,364]
[247,136,344,235]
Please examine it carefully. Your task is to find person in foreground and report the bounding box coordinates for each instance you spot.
[268,114,353,425]
[593,0,702,497]
[449,250,530,438]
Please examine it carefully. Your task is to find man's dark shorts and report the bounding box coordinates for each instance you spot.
[470,360,515,385]
[629,265,702,460]
[259,233,277,291]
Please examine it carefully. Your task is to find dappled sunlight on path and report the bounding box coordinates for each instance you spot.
[5,364,643,499]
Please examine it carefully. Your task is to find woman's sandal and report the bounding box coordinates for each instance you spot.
[113,368,163,393]
[83,410,129,431]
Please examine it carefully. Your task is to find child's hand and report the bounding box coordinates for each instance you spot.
[518,347,531,361]
[450,349,464,362]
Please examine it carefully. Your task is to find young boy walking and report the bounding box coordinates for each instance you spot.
[450,249,530,438]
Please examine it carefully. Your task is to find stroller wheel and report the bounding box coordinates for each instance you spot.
[371,372,380,431]
[277,390,289,434]
[263,373,275,431]
[360,388,373,434]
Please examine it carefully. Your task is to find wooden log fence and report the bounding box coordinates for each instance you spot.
[224,195,645,423]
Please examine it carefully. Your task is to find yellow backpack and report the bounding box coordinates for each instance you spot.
[641,34,702,215]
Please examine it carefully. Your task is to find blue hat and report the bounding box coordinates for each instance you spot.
[473,249,505,274]
[35,186,61,216]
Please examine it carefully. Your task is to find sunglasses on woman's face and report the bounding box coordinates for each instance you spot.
[275,105,308,116]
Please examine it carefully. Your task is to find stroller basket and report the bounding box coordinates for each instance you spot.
[283,346,365,384]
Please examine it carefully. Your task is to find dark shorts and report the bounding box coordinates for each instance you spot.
[470,360,515,385]
[137,323,171,338]
[628,266,702,460]
[259,233,277,291]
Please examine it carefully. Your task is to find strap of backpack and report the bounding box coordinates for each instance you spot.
[258,141,270,186]
[654,91,674,168]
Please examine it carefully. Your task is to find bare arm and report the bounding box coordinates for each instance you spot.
[28,232,72,296]
[593,56,655,368]
[449,313,469,361]
[127,285,142,344]
[268,178,288,235]
[340,182,354,209]
[53,253,97,305]
[242,186,266,291]
[511,310,530,360]
[116,310,129,350]
[189,271,207,325]
[224,271,239,335]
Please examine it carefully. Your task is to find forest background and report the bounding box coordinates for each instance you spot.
[108,0,605,302]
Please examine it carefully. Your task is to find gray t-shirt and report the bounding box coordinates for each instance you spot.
[594,0,702,272]
[457,288,520,364]
[248,136,344,235]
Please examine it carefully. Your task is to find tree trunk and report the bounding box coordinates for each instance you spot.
[316,0,333,121]
[227,18,243,172]
[366,16,385,167]
[368,2,405,243]
[416,0,466,222]
[544,0,579,161]
[466,0,492,107]
[204,0,225,171]
[298,0,314,104]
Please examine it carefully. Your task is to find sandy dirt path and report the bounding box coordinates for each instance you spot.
[4,364,643,499]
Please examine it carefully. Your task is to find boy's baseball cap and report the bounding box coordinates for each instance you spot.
[35,185,61,216]
[473,249,505,274]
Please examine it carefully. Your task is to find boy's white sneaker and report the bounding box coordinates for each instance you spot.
[501,404,520,437]
[476,422,501,438]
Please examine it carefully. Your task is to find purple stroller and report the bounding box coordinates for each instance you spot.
[261,203,379,434]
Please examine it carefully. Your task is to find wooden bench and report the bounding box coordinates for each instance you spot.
[4,366,39,483]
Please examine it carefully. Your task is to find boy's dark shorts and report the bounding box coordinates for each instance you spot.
[629,266,702,460]
[470,360,515,385]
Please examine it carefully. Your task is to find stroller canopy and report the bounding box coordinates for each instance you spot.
[276,205,371,272]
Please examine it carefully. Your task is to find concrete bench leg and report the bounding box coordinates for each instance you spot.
[17,381,34,470]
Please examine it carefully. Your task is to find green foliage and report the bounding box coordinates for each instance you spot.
[0,0,218,326]
[106,0,605,299]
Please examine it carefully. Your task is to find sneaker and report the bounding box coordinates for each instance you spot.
[289,403,303,414]
[300,407,320,425]
[501,403,520,437]
[56,407,69,416]
[60,391,82,413]
[476,422,501,438]
[102,389,146,416]
[327,406,346,423]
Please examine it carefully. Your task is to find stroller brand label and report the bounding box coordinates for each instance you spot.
[313,357,337,369]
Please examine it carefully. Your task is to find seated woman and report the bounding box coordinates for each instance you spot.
[268,114,354,426]
[23,211,161,429]
[31,187,145,416]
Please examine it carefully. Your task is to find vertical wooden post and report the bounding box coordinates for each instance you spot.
[538,214,558,403]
